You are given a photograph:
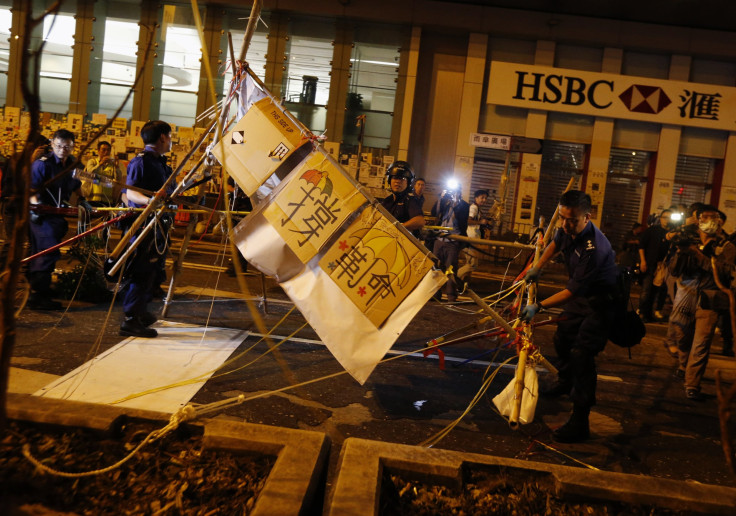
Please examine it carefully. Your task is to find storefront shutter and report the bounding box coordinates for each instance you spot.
[671,155,714,210]
[536,141,586,223]
[602,149,650,252]
[470,147,517,234]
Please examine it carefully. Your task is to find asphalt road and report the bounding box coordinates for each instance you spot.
[7,227,736,493]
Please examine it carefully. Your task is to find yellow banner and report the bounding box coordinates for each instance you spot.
[263,150,367,264]
[488,61,736,131]
[319,205,433,328]
[210,97,304,196]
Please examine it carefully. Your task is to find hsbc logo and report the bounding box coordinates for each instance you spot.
[619,85,671,114]
[512,71,672,115]
[513,72,614,109]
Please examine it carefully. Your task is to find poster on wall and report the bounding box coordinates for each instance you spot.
[513,154,541,225]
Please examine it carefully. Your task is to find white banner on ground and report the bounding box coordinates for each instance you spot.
[35,322,247,413]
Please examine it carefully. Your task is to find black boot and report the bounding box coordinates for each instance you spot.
[120,316,158,338]
[540,378,573,398]
[139,311,158,327]
[552,406,590,443]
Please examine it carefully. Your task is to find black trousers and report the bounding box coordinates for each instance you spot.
[553,295,615,409]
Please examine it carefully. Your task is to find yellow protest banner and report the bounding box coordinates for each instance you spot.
[263,150,367,263]
[319,205,433,328]
[210,97,305,197]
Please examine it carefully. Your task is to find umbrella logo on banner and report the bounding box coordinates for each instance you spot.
[232,131,245,144]
[331,227,412,295]
[300,168,334,197]
[319,205,433,328]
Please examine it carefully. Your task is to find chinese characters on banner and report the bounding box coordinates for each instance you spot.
[209,97,305,196]
[263,150,366,263]
[319,205,434,328]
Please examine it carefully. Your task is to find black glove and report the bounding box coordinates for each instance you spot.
[524,266,541,282]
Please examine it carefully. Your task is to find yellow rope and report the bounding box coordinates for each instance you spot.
[22,405,197,478]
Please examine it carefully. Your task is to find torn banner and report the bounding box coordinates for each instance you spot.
[230,146,446,383]
[209,77,445,383]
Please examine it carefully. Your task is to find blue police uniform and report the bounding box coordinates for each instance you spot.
[381,190,423,225]
[121,148,173,318]
[552,220,618,410]
[28,153,81,282]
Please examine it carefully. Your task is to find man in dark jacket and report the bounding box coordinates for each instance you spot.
[431,182,470,302]
[637,209,672,321]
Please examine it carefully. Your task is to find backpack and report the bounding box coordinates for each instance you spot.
[609,265,646,352]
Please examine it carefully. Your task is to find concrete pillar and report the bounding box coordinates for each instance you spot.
[325,23,353,147]
[390,26,420,161]
[586,47,622,224]
[649,55,691,214]
[132,3,162,121]
[195,5,224,127]
[514,41,555,229]
[452,33,487,201]
[263,11,288,100]
[5,0,37,109]
[718,133,736,233]
[69,0,95,115]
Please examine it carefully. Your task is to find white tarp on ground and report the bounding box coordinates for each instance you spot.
[34,321,247,414]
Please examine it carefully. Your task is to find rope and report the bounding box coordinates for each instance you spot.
[22,405,197,478]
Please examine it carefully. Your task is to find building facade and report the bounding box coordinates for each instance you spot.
[2,0,736,245]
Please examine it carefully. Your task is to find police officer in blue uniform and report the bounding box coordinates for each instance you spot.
[28,129,92,310]
[119,120,174,338]
[380,161,425,234]
[521,190,618,442]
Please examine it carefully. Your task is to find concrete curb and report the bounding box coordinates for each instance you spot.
[6,393,330,516]
[327,437,736,515]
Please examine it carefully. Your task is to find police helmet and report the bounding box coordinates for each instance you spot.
[386,160,414,183]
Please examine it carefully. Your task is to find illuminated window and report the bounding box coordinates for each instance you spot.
[221,9,268,99]
[343,26,401,150]
[281,16,334,133]
[158,6,203,127]
[0,6,10,106]
[97,15,140,119]
[39,12,75,113]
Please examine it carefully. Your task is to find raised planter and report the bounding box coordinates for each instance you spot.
[4,393,330,515]
[328,437,736,515]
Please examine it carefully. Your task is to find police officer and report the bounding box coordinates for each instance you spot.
[120,120,174,338]
[28,129,92,310]
[380,161,424,233]
[520,190,618,443]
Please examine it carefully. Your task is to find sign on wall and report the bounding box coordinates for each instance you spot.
[488,61,736,131]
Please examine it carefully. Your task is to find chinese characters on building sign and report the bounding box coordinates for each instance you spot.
[469,132,511,150]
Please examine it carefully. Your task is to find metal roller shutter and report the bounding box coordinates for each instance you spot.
[602,149,651,251]
[671,155,714,210]
[536,141,586,223]
[470,147,518,234]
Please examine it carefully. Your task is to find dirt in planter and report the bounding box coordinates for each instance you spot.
[0,418,274,515]
[380,467,688,515]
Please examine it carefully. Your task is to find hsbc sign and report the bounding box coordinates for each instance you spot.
[488,61,736,131]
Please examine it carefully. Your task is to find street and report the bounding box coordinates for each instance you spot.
[7,226,736,493]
